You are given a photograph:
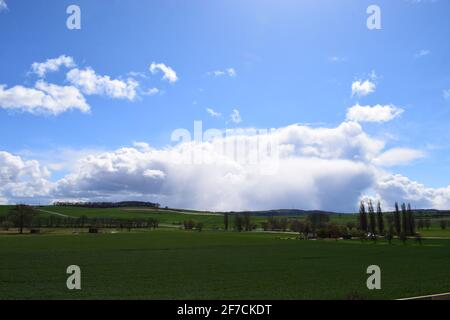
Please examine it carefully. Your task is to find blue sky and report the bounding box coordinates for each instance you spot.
[0,0,449,211]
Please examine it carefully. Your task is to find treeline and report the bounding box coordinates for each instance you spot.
[182,213,257,232]
[52,201,160,208]
[260,213,348,239]
[358,201,416,238]
[29,216,159,230]
[0,205,159,234]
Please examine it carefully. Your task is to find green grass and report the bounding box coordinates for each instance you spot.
[1,230,449,300]
[36,206,227,228]
[0,206,14,217]
[419,227,450,238]
[2,205,450,236]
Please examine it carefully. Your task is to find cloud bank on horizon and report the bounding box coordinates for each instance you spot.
[0,118,446,212]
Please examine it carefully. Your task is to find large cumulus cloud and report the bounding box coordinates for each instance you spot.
[0,151,53,204]
[1,121,448,211]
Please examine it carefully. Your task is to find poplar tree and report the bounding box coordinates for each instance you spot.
[368,200,376,236]
[359,201,368,232]
[376,201,384,234]
[224,213,229,231]
[401,203,408,235]
[407,203,415,236]
[394,202,401,235]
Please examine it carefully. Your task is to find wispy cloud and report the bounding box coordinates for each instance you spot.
[346,104,404,123]
[208,68,237,78]
[230,109,242,123]
[372,148,425,167]
[31,55,76,77]
[328,56,346,63]
[414,49,431,59]
[143,87,160,96]
[206,107,222,117]
[149,62,178,83]
[443,88,450,100]
[0,0,7,12]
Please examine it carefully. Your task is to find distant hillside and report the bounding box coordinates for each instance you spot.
[224,209,339,217]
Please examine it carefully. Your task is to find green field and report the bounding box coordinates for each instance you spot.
[1,205,450,300]
[2,205,450,237]
[1,230,450,300]
[5,205,447,237]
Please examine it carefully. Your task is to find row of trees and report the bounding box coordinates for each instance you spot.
[1,205,159,234]
[359,201,416,237]
[261,213,330,235]
[53,201,160,208]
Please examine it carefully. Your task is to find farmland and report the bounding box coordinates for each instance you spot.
[2,205,448,237]
[1,205,450,300]
[0,230,450,300]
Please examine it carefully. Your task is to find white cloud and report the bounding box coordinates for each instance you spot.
[372,148,425,167]
[0,0,7,11]
[51,122,382,211]
[351,80,376,97]
[375,173,450,210]
[230,109,242,123]
[346,104,404,123]
[208,68,237,78]
[31,55,76,77]
[143,87,160,96]
[206,108,222,117]
[0,81,89,115]
[67,68,138,100]
[0,151,53,203]
[1,120,447,211]
[414,49,431,59]
[227,68,237,77]
[443,89,450,100]
[329,56,346,63]
[149,62,178,83]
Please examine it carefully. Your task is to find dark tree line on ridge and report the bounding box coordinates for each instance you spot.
[53,201,160,208]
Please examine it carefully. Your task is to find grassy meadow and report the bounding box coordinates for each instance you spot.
[5,205,447,237]
[1,205,450,300]
[1,230,450,300]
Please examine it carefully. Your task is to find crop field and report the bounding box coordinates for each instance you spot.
[2,205,450,236]
[3,205,448,237]
[1,205,449,300]
[1,230,450,300]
